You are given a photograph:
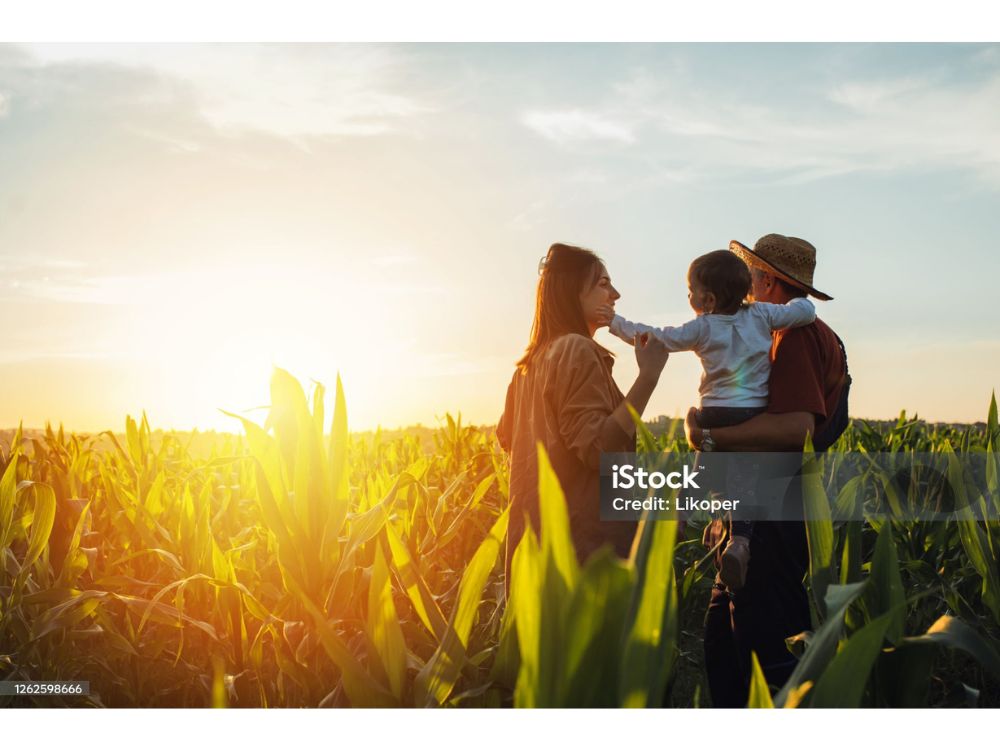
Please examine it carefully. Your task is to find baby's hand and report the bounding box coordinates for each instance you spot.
[595,304,616,328]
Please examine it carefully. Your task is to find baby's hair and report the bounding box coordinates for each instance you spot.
[689,250,751,314]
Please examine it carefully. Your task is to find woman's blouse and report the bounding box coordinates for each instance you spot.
[497,333,637,570]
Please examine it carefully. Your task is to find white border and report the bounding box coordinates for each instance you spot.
[1,0,999,42]
[3,2,998,740]
[2,706,994,747]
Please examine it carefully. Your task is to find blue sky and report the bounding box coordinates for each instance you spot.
[1,43,998,431]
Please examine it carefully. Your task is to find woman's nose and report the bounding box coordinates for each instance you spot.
[610,286,621,301]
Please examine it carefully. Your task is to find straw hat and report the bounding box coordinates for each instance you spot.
[729,234,833,301]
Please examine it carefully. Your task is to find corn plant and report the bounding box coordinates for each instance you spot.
[2,379,999,707]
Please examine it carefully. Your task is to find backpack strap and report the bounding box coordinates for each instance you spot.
[813,331,851,452]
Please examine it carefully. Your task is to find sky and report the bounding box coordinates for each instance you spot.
[1,43,999,433]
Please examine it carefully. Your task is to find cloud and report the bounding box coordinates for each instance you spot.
[819,74,1000,181]
[709,70,1000,184]
[521,108,636,145]
[14,44,431,140]
[827,76,929,111]
[519,59,1000,188]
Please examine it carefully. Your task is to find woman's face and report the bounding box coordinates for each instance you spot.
[579,263,620,336]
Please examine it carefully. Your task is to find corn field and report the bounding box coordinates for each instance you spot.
[1,369,998,707]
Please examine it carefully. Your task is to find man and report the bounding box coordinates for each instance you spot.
[684,233,851,707]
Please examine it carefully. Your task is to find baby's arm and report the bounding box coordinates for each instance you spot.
[610,314,705,352]
[754,297,816,331]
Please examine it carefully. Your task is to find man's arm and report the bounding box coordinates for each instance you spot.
[684,407,815,452]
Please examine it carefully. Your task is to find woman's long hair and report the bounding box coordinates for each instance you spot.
[517,243,604,371]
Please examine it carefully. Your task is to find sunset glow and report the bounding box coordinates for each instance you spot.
[2,43,999,432]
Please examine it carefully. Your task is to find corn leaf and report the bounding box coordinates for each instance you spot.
[747,652,775,708]
[368,541,407,699]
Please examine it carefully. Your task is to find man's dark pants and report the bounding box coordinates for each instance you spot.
[703,517,812,707]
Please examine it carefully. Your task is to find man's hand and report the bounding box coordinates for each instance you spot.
[684,406,702,450]
[684,409,816,452]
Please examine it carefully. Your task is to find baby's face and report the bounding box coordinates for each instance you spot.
[687,278,714,315]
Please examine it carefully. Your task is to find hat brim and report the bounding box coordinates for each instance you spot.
[729,240,833,301]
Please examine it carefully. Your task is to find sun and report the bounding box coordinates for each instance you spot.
[119,262,396,433]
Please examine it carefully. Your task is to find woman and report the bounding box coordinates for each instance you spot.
[496,243,669,584]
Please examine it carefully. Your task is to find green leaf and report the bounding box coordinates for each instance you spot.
[831,477,862,587]
[368,541,407,699]
[489,587,520,690]
[20,482,57,573]
[530,443,580,706]
[626,402,658,453]
[416,507,510,706]
[809,609,895,707]
[285,574,396,707]
[747,652,775,708]
[875,639,934,707]
[619,517,679,707]
[802,443,835,621]
[125,415,142,468]
[947,441,1000,624]
[328,373,351,539]
[341,473,413,569]
[470,474,495,511]
[58,500,93,587]
[900,615,1000,681]
[385,523,448,641]
[0,452,18,549]
[840,521,863,585]
[536,442,579,591]
[774,581,867,707]
[311,379,325,443]
[29,590,106,642]
[562,549,631,707]
[866,522,906,643]
[988,390,998,443]
[512,526,542,708]
[444,504,509,646]
[144,471,166,516]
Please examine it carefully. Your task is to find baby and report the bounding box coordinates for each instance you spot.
[607,249,815,589]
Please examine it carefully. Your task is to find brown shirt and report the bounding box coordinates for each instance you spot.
[497,334,637,575]
[767,316,846,434]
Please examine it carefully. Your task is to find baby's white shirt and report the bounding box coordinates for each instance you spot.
[610,298,816,408]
